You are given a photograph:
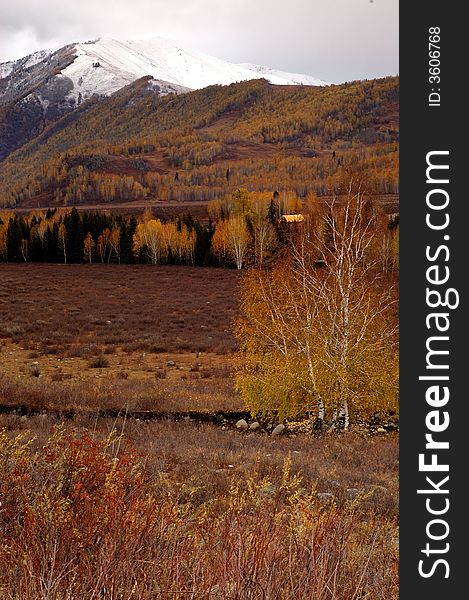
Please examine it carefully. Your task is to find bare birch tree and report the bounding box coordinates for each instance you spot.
[236,191,398,428]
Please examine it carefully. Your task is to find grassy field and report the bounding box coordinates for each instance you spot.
[0,263,399,599]
[0,264,240,413]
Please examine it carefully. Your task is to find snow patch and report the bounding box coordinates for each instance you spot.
[237,63,328,87]
[37,94,50,113]
[0,48,53,79]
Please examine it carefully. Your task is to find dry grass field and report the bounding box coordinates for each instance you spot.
[0,264,239,354]
[0,263,399,599]
[0,264,240,413]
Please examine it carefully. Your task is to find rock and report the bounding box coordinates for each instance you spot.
[271,424,285,436]
[235,419,248,431]
[345,488,361,500]
[317,492,335,505]
[376,427,387,434]
[166,360,176,367]
[249,422,260,431]
[105,320,112,325]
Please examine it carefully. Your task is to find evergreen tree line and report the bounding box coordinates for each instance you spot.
[0,190,399,270]
[0,208,215,266]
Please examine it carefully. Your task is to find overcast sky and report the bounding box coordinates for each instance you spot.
[0,0,398,83]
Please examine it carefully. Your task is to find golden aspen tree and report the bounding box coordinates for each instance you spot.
[236,191,398,428]
[212,216,250,269]
[109,228,121,263]
[179,224,195,265]
[212,220,229,264]
[83,232,95,264]
[133,219,164,264]
[227,214,250,269]
[250,215,277,267]
[162,222,178,259]
[58,223,67,264]
[97,228,111,263]
[0,224,8,261]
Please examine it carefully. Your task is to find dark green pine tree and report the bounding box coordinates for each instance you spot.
[120,216,137,264]
[51,222,60,263]
[194,221,215,267]
[64,207,84,263]
[29,232,43,262]
[267,196,280,225]
[6,217,22,262]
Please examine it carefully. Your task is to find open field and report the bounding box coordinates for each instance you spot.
[0,264,241,413]
[0,262,399,598]
[0,264,239,355]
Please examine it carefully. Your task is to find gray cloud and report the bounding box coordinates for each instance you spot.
[0,0,398,82]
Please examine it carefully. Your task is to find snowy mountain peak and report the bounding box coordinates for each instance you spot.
[0,37,328,160]
[0,36,327,104]
[57,36,328,101]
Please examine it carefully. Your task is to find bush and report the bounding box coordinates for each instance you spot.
[88,355,109,368]
[29,363,41,378]
[0,428,399,599]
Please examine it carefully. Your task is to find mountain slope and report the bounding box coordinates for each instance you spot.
[0,37,327,161]
[0,76,399,209]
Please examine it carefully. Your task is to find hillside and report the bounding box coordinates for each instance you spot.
[0,37,325,160]
[0,76,399,209]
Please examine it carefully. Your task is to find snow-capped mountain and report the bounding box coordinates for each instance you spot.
[1,37,327,103]
[0,37,327,160]
[63,37,327,99]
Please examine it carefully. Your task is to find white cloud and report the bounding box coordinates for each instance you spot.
[0,0,398,82]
